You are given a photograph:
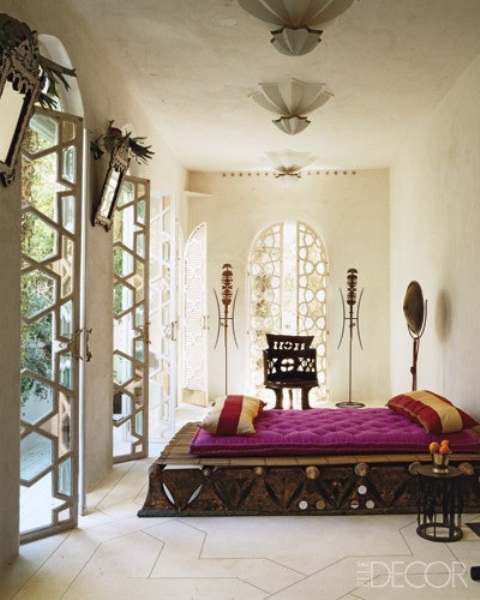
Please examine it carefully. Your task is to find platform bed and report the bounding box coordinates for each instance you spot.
[138,407,480,518]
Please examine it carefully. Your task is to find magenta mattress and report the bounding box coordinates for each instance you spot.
[189,408,480,457]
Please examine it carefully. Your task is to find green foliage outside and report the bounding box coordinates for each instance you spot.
[113,202,125,316]
[20,125,57,404]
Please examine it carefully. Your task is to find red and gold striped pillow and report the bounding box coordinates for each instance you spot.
[387,390,477,434]
[200,395,266,436]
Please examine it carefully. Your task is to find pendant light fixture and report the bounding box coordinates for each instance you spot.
[251,79,333,134]
[263,150,316,185]
[238,0,356,56]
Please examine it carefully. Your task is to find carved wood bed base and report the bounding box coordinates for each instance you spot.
[138,423,480,517]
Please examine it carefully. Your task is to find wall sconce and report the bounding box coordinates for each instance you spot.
[238,0,356,56]
[251,79,333,135]
[263,149,316,185]
[93,138,131,231]
[0,26,43,187]
[91,120,154,230]
[0,13,77,187]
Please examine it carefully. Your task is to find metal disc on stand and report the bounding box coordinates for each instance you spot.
[403,281,427,391]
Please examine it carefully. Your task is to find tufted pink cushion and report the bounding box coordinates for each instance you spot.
[189,408,480,456]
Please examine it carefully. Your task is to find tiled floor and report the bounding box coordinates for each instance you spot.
[2,405,480,599]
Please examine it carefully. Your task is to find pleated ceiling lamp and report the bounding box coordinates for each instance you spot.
[263,150,316,186]
[238,0,356,56]
[251,78,333,134]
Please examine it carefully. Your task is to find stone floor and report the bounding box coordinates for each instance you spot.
[2,401,480,599]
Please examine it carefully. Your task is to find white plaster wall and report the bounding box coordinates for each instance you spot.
[390,53,480,419]
[187,169,390,405]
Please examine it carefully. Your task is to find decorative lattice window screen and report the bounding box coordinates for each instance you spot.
[248,221,328,402]
[183,223,207,392]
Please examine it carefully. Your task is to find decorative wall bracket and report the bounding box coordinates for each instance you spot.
[90,120,154,165]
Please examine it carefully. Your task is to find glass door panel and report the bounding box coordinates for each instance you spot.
[112,176,150,461]
[20,108,83,542]
[182,223,208,406]
[149,194,176,446]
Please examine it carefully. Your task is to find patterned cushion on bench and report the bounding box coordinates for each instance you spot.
[199,395,265,436]
[387,390,478,434]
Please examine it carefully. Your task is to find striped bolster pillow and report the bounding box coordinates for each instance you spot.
[200,395,266,435]
[387,390,477,434]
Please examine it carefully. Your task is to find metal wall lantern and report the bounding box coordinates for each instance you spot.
[238,0,356,56]
[90,120,154,230]
[93,138,131,231]
[0,29,43,187]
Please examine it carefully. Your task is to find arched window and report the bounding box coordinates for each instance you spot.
[247,221,328,404]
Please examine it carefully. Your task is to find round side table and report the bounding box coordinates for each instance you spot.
[416,464,463,542]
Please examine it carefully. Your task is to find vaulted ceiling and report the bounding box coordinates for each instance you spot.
[64,0,480,172]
